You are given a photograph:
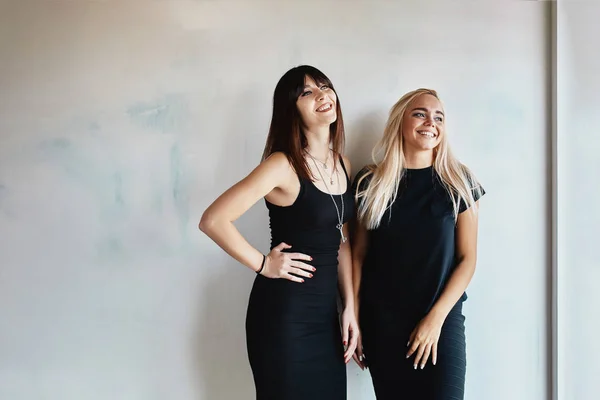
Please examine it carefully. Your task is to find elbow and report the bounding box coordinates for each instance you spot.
[198,211,215,234]
[456,254,477,274]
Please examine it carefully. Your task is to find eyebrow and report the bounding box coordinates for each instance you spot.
[412,107,444,116]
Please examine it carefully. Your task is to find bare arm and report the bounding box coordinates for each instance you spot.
[199,152,313,280]
[349,197,370,369]
[406,202,481,369]
[338,156,361,364]
[351,220,369,318]
[337,156,354,310]
[428,202,481,321]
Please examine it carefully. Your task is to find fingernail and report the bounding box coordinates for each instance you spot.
[343,341,347,345]
[300,279,304,283]
[420,364,424,370]
[312,267,316,271]
[310,257,313,261]
[413,365,417,370]
[309,274,313,278]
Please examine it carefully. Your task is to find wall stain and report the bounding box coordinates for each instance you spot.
[170,143,190,247]
[126,94,188,134]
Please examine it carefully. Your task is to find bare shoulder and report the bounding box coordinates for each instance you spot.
[258,151,296,188]
[261,151,293,174]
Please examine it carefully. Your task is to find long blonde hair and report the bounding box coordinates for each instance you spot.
[355,88,483,229]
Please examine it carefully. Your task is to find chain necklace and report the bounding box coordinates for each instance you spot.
[306,150,335,185]
[308,155,347,243]
[308,149,330,169]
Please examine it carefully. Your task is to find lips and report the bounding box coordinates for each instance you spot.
[417,130,436,138]
[315,102,333,112]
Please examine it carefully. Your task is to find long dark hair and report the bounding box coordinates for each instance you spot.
[261,65,345,181]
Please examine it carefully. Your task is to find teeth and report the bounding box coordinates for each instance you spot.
[418,131,435,138]
[317,103,332,112]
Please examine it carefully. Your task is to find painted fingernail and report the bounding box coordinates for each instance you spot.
[309,274,313,278]
[343,341,347,346]
[420,364,424,370]
[300,279,304,283]
[312,267,316,271]
[414,364,417,370]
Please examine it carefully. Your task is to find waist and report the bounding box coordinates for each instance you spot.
[270,241,340,267]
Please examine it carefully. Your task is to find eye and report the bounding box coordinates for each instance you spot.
[414,112,425,118]
[320,85,330,90]
[435,116,443,122]
[300,90,312,97]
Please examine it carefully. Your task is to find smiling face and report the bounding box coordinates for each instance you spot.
[401,93,445,152]
[295,76,338,130]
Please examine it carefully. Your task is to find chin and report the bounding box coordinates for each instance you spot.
[321,115,337,125]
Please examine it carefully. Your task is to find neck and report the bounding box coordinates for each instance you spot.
[403,149,434,169]
[304,125,331,160]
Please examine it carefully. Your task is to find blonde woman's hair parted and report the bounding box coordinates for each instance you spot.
[355,88,483,230]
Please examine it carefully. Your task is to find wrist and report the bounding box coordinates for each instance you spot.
[256,254,267,274]
[343,299,355,311]
[427,306,448,324]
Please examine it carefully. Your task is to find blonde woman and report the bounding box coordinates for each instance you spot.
[351,89,484,399]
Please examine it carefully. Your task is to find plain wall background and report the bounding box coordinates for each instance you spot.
[557,1,600,399]
[0,1,553,399]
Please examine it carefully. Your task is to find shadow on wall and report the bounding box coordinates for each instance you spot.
[346,112,385,179]
[192,262,256,400]
[191,204,267,399]
[190,88,271,399]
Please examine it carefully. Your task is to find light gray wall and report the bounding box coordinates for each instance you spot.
[557,1,600,399]
[0,1,550,399]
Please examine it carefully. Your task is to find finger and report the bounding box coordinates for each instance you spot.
[406,338,419,359]
[420,344,431,369]
[413,343,426,369]
[289,261,316,272]
[343,330,353,363]
[432,341,438,366]
[356,336,364,356]
[346,330,359,363]
[352,353,364,370]
[283,273,304,283]
[342,324,349,351]
[274,242,291,251]
[289,252,313,262]
[288,267,313,279]
[406,330,416,348]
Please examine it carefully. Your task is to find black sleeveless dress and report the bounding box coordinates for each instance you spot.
[245,157,354,400]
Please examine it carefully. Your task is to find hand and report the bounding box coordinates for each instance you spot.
[406,313,444,369]
[261,242,315,283]
[340,307,359,364]
[351,304,367,370]
[352,334,367,370]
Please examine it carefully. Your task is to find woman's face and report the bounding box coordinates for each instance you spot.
[296,76,337,130]
[402,93,444,152]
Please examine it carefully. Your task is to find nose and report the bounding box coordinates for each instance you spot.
[424,116,436,126]
[317,90,326,101]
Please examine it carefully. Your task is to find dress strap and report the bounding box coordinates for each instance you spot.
[338,155,350,182]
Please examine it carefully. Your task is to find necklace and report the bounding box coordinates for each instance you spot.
[306,149,330,170]
[306,150,335,185]
[309,156,347,243]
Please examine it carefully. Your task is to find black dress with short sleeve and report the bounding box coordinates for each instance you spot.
[353,165,485,400]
